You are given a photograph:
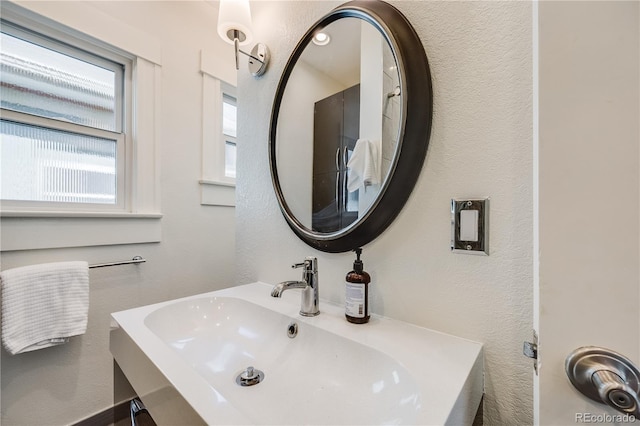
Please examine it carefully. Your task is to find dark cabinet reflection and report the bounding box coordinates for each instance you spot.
[312,84,360,232]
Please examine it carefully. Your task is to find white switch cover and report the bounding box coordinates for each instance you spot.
[460,210,479,242]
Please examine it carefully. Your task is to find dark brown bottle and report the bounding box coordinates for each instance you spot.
[345,248,370,324]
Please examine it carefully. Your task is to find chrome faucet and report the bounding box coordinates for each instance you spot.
[271,256,319,316]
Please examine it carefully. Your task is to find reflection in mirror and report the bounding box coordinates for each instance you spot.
[275,17,401,233]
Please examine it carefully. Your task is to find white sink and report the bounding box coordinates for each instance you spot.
[110,282,483,425]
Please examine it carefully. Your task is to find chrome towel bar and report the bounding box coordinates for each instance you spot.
[89,256,146,269]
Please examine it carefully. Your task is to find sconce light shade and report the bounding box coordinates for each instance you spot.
[217,0,268,76]
[217,0,254,46]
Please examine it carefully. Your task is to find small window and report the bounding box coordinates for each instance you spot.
[0,21,128,210]
[223,94,237,179]
[198,49,236,207]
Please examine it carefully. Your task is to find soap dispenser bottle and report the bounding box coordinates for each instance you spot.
[345,248,371,324]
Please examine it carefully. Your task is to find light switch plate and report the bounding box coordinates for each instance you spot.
[451,198,489,255]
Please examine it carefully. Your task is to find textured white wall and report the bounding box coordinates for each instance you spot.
[236,1,533,424]
[0,2,236,425]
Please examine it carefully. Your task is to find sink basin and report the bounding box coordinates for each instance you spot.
[110,282,483,425]
[144,297,420,425]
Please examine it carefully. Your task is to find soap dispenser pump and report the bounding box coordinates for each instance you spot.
[345,248,371,324]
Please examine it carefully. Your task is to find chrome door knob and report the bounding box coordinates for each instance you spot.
[566,346,640,417]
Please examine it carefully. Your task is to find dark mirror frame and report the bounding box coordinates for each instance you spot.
[269,0,432,253]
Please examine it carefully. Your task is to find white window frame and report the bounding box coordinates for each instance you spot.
[199,48,237,207]
[1,20,130,213]
[0,2,162,251]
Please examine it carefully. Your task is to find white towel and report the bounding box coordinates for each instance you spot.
[347,139,381,193]
[1,261,89,355]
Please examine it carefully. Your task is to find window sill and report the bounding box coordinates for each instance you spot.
[0,210,163,218]
[0,212,162,252]
[199,180,235,207]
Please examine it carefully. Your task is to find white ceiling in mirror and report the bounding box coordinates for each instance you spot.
[300,18,362,88]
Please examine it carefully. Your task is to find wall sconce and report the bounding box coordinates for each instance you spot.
[217,0,269,77]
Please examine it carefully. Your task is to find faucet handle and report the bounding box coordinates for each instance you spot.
[291,257,317,272]
[292,261,307,269]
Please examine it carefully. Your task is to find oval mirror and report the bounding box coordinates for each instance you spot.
[269,0,432,252]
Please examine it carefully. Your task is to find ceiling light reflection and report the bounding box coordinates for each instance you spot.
[312,32,331,46]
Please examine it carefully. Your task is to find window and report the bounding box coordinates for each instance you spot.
[0,21,130,210]
[199,48,237,207]
[0,2,162,251]
[223,94,237,179]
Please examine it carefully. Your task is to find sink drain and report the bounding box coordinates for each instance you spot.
[236,366,264,387]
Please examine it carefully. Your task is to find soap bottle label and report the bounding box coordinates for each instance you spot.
[345,282,365,318]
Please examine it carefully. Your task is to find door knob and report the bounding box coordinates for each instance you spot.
[565,346,640,417]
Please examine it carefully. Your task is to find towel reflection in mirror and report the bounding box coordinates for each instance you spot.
[347,139,382,192]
